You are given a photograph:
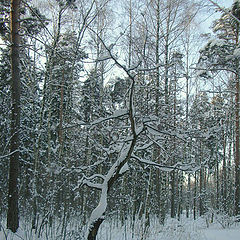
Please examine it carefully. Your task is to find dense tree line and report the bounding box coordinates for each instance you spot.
[1,0,240,239]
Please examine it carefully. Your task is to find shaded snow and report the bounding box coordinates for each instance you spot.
[202,228,240,240]
[1,215,240,240]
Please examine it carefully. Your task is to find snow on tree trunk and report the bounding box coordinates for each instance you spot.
[86,142,135,239]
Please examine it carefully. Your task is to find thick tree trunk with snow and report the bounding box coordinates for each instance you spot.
[87,217,104,240]
[86,139,136,239]
[86,59,137,238]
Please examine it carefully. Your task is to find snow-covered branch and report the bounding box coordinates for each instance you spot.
[0,150,19,159]
[91,109,129,125]
[83,174,106,181]
[63,109,129,130]
[82,179,103,191]
[85,30,140,239]
[145,124,187,143]
[131,154,198,173]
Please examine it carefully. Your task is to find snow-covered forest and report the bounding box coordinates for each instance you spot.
[1,0,240,239]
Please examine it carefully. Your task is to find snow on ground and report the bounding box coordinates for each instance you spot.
[203,228,240,240]
[1,215,240,240]
[96,215,240,240]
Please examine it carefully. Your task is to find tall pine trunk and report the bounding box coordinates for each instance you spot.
[234,20,240,216]
[235,69,240,216]
[7,0,21,233]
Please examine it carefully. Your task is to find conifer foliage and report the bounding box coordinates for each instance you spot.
[1,0,240,238]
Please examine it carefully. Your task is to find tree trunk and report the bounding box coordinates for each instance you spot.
[86,67,137,239]
[128,0,132,68]
[193,172,197,220]
[7,0,21,233]
[87,218,104,240]
[234,23,240,215]
[222,122,227,212]
[216,161,219,210]
[185,37,191,219]
[235,70,240,216]
[154,0,165,224]
[186,174,191,218]
[170,171,175,218]
[199,167,204,216]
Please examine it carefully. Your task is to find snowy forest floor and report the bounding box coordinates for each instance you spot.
[1,214,240,240]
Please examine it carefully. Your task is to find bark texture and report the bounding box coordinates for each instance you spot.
[7,0,21,233]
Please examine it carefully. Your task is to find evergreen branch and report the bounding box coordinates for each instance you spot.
[207,0,240,24]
